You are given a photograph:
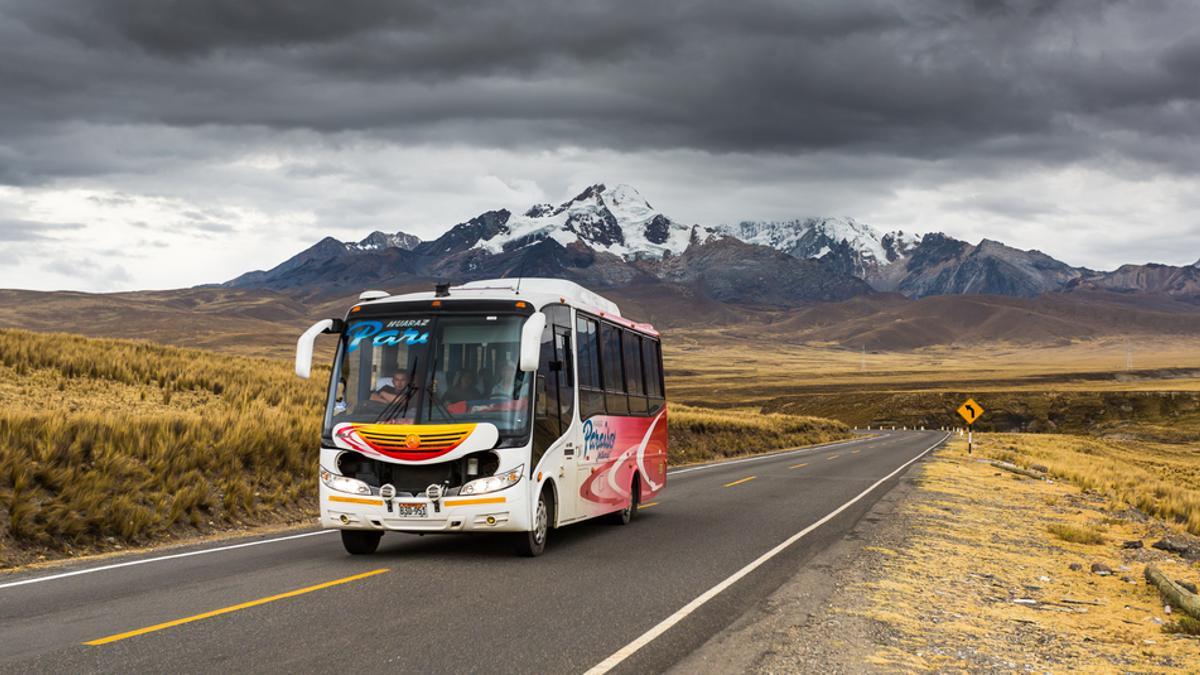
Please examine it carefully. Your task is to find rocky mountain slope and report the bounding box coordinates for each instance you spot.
[895,235,1089,298]
[1068,263,1200,298]
[223,182,1197,304]
[225,184,871,306]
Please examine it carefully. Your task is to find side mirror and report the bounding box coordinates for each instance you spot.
[519,312,546,373]
[296,319,335,379]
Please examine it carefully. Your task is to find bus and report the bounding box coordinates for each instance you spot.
[295,278,668,556]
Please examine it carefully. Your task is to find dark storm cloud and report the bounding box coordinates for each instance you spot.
[2,0,1199,175]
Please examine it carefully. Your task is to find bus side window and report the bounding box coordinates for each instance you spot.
[577,315,605,418]
[624,331,648,415]
[643,337,665,415]
[600,323,628,415]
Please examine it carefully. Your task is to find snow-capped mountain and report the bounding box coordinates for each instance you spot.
[465,184,918,282]
[721,217,920,279]
[351,230,420,252]
[473,183,709,260]
[226,181,1198,303]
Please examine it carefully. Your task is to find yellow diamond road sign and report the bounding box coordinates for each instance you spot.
[957,398,984,425]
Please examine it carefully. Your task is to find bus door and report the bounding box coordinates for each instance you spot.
[533,306,580,523]
[552,323,582,521]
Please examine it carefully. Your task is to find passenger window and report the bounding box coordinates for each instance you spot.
[576,317,601,390]
[642,338,663,399]
[623,332,644,397]
[600,323,624,394]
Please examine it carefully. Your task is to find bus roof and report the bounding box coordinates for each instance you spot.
[353,278,660,337]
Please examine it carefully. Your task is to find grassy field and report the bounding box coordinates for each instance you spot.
[978,428,1200,536]
[666,404,848,465]
[0,329,328,567]
[664,331,1200,432]
[0,329,850,568]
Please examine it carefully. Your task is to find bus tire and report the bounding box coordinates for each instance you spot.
[609,474,640,525]
[341,530,382,555]
[515,489,551,557]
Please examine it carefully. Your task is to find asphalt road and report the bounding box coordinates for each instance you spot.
[0,429,948,674]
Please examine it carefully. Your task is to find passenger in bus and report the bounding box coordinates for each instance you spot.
[444,371,482,403]
[369,370,411,404]
[488,362,518,398]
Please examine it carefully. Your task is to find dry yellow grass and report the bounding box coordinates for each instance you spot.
[667,404,850,465]
[979,432,1200,536]
[0,329,328,567]
[661,331,1200,436]
[1047,522,1106,545]
[664,332,1200,407]
[857,441,1200,671]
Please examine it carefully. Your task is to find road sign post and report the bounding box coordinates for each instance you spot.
[956,398,984,454]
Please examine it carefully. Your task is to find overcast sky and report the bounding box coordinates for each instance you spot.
[2,0,1198,291]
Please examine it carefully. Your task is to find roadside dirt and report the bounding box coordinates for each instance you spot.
[674,440,1200,672]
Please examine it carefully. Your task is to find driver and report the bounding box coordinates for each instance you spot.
[370,370,411,404]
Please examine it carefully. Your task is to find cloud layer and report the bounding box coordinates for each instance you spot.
[1,0,1198,289]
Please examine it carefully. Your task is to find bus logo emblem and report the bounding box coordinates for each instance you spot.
[405,434,422,449]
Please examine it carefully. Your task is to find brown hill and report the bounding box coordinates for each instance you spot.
[0,288,324,358]
[1,285,1198,358]
[765,291,1200,350]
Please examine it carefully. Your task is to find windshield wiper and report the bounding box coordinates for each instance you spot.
[425,351,458,421]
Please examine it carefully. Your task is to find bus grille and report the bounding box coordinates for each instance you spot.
[350,423,475,460]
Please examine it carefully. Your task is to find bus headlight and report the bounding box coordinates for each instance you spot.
[460,465,523,496]
[320,468,372,496]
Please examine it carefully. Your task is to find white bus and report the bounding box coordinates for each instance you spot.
[295,278,668,556]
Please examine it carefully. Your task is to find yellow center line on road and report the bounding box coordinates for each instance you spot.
[723,476,756,488]
[640,501,659,509]
[851,449,861,454]
[83,568,390,646]
[826,454,840,460]
[789,462,809,469]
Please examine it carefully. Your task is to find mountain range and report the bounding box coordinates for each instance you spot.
[224,183,1200,308]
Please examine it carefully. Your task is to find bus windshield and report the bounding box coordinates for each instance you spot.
[325,313,533,445]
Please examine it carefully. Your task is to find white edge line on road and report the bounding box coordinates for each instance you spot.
[584,432,950,675]
[0,529,336,592]
[666,435,881,477]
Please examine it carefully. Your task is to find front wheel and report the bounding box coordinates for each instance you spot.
[341,530,382,555]
[515,490,550,557]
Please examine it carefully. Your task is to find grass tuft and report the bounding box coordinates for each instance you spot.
[1164,616,1200,636]
[1047,522,1106,545]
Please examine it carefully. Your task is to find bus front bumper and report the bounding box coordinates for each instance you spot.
[320,483,530,534]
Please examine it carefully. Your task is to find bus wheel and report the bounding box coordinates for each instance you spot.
[610,475,640,525]
[515,489,550,557]
[341,530,382,555]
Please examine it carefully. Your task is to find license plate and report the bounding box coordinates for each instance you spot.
[395,502,427,518]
